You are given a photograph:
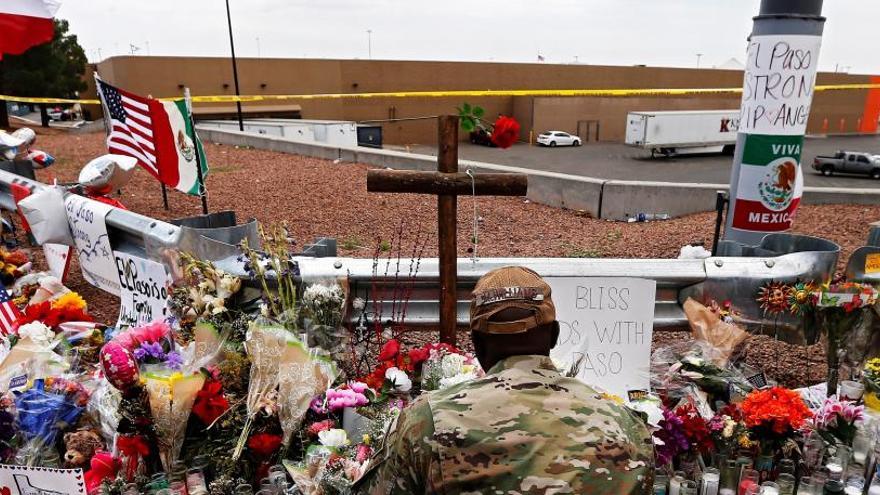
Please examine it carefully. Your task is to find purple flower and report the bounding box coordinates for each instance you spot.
[164,351,183,370]
[133,347,147,360]
[310,396,328,415]
[654,407,690,466]
[134,341,167,363]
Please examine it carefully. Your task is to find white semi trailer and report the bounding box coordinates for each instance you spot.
[625,110,740,157]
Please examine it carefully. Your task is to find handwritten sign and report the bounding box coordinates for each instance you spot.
[43,243,73,283]
[738,34,822,136]
[64,195,120,296]
[0,464,85,495]
[546,277,656,399]
[114,251,170,329]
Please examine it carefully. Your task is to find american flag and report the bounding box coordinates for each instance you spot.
[96,77,159,177]
[0,281,22,335]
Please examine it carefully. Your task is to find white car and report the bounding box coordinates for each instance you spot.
[537,131,581,147]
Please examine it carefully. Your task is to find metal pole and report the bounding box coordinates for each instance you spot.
[723,0,825,245]
[161,183,169,210]
[224,0,244,131]
[711,191,727,256]
[367,29,372,59]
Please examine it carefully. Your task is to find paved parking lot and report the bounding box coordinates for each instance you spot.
[406,134,880,188]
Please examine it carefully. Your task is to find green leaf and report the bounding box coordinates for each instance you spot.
[462,102,472,114]
[473,106,485,118]
[461,118,476,132]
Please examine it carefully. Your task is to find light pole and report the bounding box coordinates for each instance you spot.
[696,53,703,68]
[367,29,372,59]
[723,0,825,245]
[225,0,244,131]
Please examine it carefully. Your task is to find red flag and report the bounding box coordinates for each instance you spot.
[0,1,61,59]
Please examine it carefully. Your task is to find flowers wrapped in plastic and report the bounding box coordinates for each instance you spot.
[421,345,483,391]
[143,370,205,471]
[277,339,337,448]
[13,377,90,466]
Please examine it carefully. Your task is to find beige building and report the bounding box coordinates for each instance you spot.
[83,56,880,145]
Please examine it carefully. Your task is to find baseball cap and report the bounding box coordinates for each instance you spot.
[470,266,556,334]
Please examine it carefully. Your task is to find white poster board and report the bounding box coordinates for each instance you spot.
[43,243,73,282]
[546,277,656,399]
[738,34,822,136]
[0,464,85,495]
[64,195,120,296]
[114,251,171,329]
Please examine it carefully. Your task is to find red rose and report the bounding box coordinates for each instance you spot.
[192,380,230,426]
[307,419,336,437]
[378,339,400,361]
[408,347,430,366]
[248,432,283,458]
[490,116,520,149]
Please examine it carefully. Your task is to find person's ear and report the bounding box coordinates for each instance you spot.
[550,321,560,348]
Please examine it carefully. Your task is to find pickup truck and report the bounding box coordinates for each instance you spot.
[812,151,880,179]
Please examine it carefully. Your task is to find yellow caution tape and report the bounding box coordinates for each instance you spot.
[3,83,879,105]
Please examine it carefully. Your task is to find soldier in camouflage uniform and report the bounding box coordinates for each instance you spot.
[353,266,654,494]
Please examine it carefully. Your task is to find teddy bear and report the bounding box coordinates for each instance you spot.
[63,429,105,468]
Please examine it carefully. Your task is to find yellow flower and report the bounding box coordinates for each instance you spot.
[362,434,371,445]
[52,292,87,311]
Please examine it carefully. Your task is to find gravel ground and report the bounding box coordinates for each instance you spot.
[17,128,878,388]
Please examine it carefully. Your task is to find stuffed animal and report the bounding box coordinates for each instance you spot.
[63,429,105,468]
[84,450,120,494]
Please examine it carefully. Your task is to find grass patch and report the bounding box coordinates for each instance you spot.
[561,242,603,258]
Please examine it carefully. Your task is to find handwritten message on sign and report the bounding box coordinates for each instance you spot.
[43,243,73,282]
[65,195,120,296]
[546,277,656,399]
[738,34,822,135]
[114,251,170,329]
[0,463,85,495]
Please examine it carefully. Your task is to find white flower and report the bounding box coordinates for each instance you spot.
[352,298,365,310]
[439,372,477,389]
[18,322,55,346]
[216,274,241,299]
[384,367,412,393]
[318,428,350,448]
[441,353,467,378]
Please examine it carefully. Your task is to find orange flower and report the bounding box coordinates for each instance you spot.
[741,387,812,435]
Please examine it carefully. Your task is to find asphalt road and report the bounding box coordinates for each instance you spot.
[405,134,880,188]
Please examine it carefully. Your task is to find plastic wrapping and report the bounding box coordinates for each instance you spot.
[683,298,749,367]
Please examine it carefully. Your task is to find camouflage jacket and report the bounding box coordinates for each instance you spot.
[352,354,654,495]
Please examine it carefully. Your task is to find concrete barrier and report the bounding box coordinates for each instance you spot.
[196,126,880,221]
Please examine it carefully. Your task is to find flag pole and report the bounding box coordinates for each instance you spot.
[161,183,169,210]
[184,87,209,215]
[224,0,245,131]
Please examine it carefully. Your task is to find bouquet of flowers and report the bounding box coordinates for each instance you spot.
[811,395,864,447]
[708,403,751,456]
[863,358,880,411]
[420,345,483,391]
[0,248,30,285]
[457,103,521,149]
[653,406,689,468]
[13,377,90,466]
[300,282,347,359]
[741,386,812,455]
[168,253,242,329]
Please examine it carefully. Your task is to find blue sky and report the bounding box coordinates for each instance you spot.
[59,0,878,75]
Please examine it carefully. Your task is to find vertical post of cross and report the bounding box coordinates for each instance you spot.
[437,115,459,345]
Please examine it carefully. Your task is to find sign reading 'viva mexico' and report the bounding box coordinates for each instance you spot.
[732,34,821,232]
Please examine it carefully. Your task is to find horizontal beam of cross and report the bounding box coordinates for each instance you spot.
[366,170,528,196]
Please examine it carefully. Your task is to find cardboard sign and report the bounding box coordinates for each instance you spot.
[114,251,170,329]
[730,134,804,232]
[738,34,822,136]
[866,253,880,274]
[65,195,120,296]
[43,243,73,283]
[546,277,656,399]
[0,464,85,495]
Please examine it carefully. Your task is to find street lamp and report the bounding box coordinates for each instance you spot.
[696,53,703,68]
[367,29,372,59]
[225,0,244,131]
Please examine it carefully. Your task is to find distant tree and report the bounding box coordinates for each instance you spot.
[0,19,87,128]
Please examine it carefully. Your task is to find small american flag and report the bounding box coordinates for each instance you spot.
[96,77,159,177]
[0,281,22,335]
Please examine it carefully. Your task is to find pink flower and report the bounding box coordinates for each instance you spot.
[350,381,369,394]
[356,444,372,463]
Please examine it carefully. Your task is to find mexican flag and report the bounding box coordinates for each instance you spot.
[0,0,60,59]
[96,75,209,195]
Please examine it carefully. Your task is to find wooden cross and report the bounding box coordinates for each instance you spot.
[366,115,528,345]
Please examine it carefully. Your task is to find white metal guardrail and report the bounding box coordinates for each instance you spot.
[0,167,842,331]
